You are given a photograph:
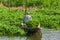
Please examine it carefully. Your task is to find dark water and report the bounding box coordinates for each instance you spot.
[0,29,60,40]
[27,30,42,40]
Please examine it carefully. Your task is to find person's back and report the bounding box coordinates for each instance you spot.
[23,12,32,22]
[21,12,32,28]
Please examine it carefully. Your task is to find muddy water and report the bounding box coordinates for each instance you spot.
[27,30,42,40]
[0,29,60,40]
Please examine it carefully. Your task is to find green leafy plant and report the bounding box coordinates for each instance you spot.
[25,20,39,28]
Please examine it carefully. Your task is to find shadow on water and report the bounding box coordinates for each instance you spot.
[26,30,42,40]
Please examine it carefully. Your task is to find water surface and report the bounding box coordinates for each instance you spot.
[0,29,60,40]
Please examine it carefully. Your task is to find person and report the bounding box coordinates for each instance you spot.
[21,12,32,28]
[21,12,42,35]
[23,12,32,22]
[21,12,42,29]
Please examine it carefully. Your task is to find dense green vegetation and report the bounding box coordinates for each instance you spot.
[0,0,60,36]
[25,20,39,28]
[0,6,60,36]
[0,0,60,8]
[0,6,26,36]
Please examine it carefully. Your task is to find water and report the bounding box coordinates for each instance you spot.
[0,29,60,40]
[42,29,60,40]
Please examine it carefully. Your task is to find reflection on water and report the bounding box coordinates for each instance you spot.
[27,30,42,40]
[0,29,60,40]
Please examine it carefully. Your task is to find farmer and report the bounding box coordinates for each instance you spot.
[21,12,32,27]
[21,12,41,28]
[23,12,32,22]
[21,12,42,34]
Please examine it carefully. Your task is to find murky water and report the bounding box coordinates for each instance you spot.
[0,29,60,40]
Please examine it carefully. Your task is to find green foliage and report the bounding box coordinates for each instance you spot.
[0,6,26,36]
[0,5,60,36]
[25,20,39,28]
[1,0,60,9]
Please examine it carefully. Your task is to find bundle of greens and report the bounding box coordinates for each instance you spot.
[25,20,39,28]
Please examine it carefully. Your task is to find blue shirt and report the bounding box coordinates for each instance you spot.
[23,15,32,22]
